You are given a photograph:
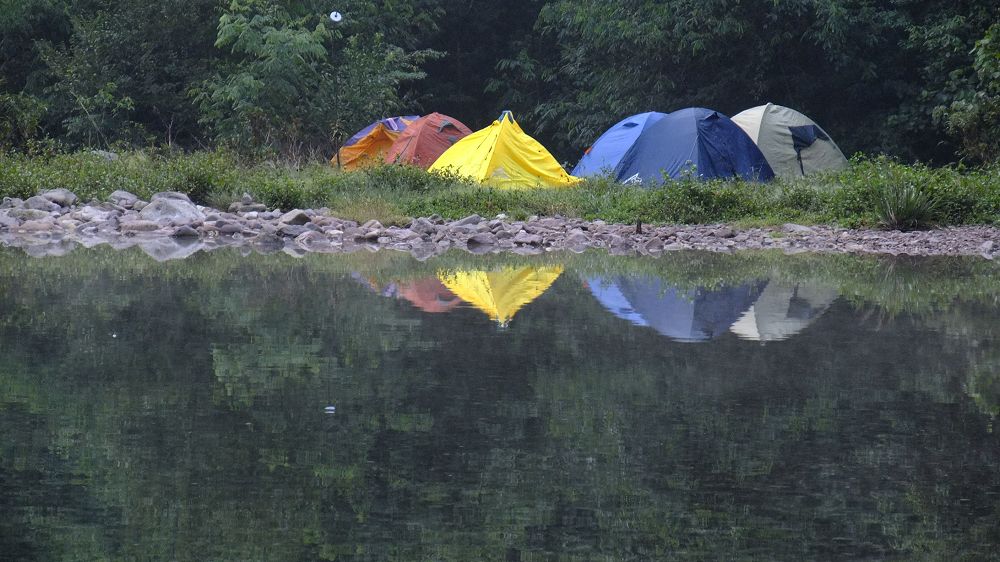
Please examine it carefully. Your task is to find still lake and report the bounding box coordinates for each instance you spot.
[1,246,999,561]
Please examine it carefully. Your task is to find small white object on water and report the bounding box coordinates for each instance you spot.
[329,11,342,22]
[324,405,337,414]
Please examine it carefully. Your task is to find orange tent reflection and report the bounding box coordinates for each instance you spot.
[397,277,462,313]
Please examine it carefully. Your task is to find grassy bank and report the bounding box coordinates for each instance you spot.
[1,150,998,227]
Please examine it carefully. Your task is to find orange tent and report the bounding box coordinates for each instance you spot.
[386,113,473,169]
[334,115,418,170]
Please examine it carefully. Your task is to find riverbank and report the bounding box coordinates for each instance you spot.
[2,151,1000,229]
[2,188,997,261]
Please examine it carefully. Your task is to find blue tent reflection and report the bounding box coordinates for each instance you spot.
[587,276,766,342]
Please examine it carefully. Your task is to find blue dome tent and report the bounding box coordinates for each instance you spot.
[572,112,668,177]
[586,276,766,342]
[576,108,774,184]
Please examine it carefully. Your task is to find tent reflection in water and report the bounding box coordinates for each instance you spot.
[586,276,765,342]
[438,266,564,326]
[397,277,462,314]
[730,282,839,342]
[350,273,461,314]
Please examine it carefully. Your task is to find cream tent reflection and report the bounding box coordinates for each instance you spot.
[730,282,839,341]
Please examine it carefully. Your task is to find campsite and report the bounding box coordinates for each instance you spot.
[1,2,999,561]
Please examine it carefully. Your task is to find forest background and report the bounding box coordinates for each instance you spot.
[1,0,998,166]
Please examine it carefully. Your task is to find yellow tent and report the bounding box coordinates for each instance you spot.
[429,111,581,189]
[437,265,564,326]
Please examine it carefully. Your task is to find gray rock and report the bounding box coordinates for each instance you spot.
[139,198,204,225]
[219,223,244,235]
[8,208,50,221]
[513,230,542,245]
[278,224,309,238]
[644,237,665,251]
[171,225,200,238]
[468,232,497,246]
[17,219,57,232]
[279,210,311,226]
[452,214,482,227]
[392,228,422,241]
[121,220,160,232]
[979,240,994,254]
[448,224,479,234]
[108,190,140,207]
[72,206,114,223]
[0,211,19,227]
[295,231,330,247]
[361,219,383,230]
[565,232,590,247]
[409,217,436,234]
[24,196,60,212]
[783,223,816,234]
[252,233,285,250]
[151,191,192,203]
[41,188,78,207]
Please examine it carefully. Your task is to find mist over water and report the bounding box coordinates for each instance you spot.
[1,246,998,560]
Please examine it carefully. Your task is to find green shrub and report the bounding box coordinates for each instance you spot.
[875,181,942,230]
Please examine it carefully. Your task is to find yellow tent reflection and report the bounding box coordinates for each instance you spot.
[438,265,564,326]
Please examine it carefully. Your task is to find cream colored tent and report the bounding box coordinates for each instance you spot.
[730,282,839,342]
[731,104,848,179]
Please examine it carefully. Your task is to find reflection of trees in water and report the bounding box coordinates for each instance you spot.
[0,247,998,560]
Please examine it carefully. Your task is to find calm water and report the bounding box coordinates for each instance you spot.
[1,246,999,561]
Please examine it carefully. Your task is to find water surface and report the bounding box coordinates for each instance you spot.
[1,247,998,561]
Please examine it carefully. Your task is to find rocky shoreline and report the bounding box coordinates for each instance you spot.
[1,189,998,261]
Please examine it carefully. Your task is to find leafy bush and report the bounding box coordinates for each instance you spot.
[875,181,942,230]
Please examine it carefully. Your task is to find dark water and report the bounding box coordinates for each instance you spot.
[1,246,999,561]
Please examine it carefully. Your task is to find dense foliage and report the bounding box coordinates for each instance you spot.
[0,0,997,163]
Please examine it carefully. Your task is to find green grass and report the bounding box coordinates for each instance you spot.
[1,150,998,228]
